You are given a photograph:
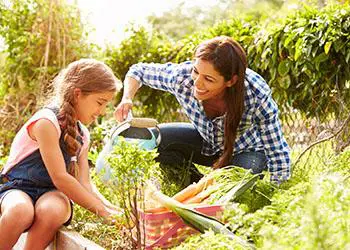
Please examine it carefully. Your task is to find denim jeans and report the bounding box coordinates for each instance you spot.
[151,123,267,182]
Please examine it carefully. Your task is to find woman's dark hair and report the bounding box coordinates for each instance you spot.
[194,36,247,169]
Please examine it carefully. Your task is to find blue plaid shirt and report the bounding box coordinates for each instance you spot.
[126,61,291,183]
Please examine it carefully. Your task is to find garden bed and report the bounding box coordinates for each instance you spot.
[14,227,104,250]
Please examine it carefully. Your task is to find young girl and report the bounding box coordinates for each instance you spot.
[115,36,291,184]
[0,59,122,250]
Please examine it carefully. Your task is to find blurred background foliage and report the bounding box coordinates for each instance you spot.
[0,0,95,151]
[0,0,349,154]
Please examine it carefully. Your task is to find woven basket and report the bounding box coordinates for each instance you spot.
[135,205,224,249]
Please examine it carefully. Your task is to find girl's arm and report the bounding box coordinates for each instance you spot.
[78,147,120,210]
[31,119,112,217]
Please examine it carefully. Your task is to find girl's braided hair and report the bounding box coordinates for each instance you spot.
[51,58,120,177]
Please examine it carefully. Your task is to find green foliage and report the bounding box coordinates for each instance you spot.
[104,26,181,122]
[147,0,283,41]
[260,173,350,249]
[0,0,92,150]
[70,169,134,250]
[173,230,248,250]
[0,0,91,96]
[248,4,350,119]
[203,167,275,212]
[106,139,159,189]
[88,118,116,156]
[0,148,7,170]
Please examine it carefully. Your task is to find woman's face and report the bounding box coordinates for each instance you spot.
[191,58,235,101]
[74,90,115,125]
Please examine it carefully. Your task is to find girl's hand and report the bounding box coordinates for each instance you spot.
[106,203,121,211]
[102,206,123,218]
[114,99,133,122]
[101,206,124,225]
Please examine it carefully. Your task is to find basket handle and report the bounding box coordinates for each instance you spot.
[130,118,158,128]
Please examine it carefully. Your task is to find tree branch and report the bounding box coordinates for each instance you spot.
[294,113,350,166]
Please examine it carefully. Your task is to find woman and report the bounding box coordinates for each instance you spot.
[115,36,291,184]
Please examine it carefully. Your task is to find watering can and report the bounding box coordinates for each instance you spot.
[96,116,161,182]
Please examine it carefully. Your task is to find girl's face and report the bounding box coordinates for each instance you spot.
[74,90,115,125]
[191,58,235,101]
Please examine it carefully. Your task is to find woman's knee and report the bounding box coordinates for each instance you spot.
[231,151,267,174]
[156,123,202,150]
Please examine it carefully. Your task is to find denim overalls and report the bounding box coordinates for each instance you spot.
[0,109,83,225]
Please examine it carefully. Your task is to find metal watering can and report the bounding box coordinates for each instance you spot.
[96,117,161,182]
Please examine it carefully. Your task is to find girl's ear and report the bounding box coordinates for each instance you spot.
[73,88,82,98]
[73,88,82,103]
[226,75,238,87]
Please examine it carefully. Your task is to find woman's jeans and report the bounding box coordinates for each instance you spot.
[152,123,267,183]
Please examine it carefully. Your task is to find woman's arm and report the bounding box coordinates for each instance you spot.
[125,62,191,93]
[115,61,193,122]
[255,95,291,184]
[31,119,111,217]
[115,77,141,121]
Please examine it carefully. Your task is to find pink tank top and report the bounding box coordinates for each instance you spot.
[2,108,90,174]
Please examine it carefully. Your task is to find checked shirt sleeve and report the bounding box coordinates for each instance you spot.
[125,62,192,94]
[255,94,291,184]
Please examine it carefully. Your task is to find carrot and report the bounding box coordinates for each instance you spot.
[182,185,219,204]
[144,206,168,213]
[144,176,214,213]
[172,176,214,202]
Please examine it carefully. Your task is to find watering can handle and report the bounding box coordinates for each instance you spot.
[131,118,161,146]
[130,118,158,128]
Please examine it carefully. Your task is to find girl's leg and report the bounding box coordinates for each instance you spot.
[24,191,71,250]
[231,151,267,174]
[0,190,35,250]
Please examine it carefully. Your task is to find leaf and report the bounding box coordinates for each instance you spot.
[314,52,329,71]
[324,41,332,55]
[277,75,292,89]
[283,34,293,48]
[346,50,350,64]
[294,38,303,61]
[218,174,260,204]
[278,60,290,76]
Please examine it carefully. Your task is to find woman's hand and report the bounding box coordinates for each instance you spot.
[114,98,133,122]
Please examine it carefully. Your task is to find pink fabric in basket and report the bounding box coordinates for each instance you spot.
[137,205,224,249]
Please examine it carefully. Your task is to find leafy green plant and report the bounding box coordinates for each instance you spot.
[103,139,161,247]
[0,0,93,151]
[70,169,133,250]
[247,4,350,120]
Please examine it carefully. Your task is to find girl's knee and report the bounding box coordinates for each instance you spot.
[2,202,34,229]
[35,195,71,226]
